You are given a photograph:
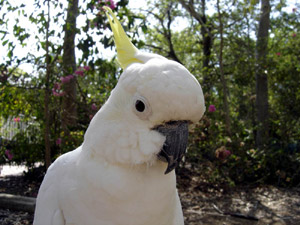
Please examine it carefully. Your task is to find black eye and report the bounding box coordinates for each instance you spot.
[135,100,145,112]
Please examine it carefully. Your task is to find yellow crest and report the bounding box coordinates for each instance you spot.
[104,6,142,69]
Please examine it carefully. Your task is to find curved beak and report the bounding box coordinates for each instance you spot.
[153,121,189,174]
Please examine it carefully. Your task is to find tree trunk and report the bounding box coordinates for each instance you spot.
[44,0,51,169]
[62,0,79,139]
[255,0,270,149]
[217,0,231,137]
[178,0,213,94]
[200,0,212,74]
[165,2,182,64]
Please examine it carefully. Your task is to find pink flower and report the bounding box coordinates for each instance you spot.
[5,150,13,161]
[224,150,231,157]
[83,66,90,71]
[208,104,216,112]
[215,146,231,160]
[52,88,65,97]
[107,0,116,10]
[276,52,281,56]
[60,76,69,83]
[91,103,97,111]
[52,88,58,96]
[75,70,84,76]
[89,114,94,120]
[13,117,20,122]
[53,82,61,90]
[56,138,62,145]
[52,82,65,96]
[292,33,296,37]
[98,0,116,10]
[60,75,74,83]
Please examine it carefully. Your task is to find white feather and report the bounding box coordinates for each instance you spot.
[34,52,204,225]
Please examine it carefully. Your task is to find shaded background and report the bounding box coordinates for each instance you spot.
[0,0,300,188]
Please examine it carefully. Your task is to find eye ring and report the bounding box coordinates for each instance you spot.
[132,95,152,120]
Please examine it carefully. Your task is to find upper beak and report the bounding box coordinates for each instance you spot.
[153,121,189,174]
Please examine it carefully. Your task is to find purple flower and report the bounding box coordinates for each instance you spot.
[224,150,231,158]
[60,75,74,83]
[107,0,116,10]
[208,104,216,112]
[56,138,62,145]
[53,82,61,90]
[52,82,67,96]
[215,146,231,160]
[5,150,13,161]
[52,88,58,96]
[60,76,70,83]
[75,70,85,76]
[91,103,98,111]
[83,66,90,71]
[98,0,116,10]
[52,88,65,97]
[292,33,296,37]
[89,114,94,120]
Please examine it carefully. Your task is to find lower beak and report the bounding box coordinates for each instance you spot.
[153,121,189,174]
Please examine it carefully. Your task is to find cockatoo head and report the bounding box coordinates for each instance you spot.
[82,7,205,174]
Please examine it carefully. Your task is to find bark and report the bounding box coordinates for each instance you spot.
[217,0,231,136]
[178,0,213,93]
[44,0,51,169]
[147,2,182,64]
[62,0,79,138]
[165,2,182,64]
[255,0,270,149]
[200,0,212,71]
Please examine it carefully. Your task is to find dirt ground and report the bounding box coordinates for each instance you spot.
[177,167,300,225]
[0,168,300,224]
[179,185,300,225]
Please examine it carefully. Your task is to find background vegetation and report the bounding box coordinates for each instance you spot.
[0,0,299,187]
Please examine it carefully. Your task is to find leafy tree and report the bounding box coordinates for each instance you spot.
[1,0,300,187]
[61,0,79,143]
[255,0,271,149]
[141,0,300,186]
[0,0,138,167]
[179,0,214,94]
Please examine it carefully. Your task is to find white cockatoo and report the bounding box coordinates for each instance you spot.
[34,7,205,225]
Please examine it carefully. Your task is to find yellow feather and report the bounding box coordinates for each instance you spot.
[104,6,142,69]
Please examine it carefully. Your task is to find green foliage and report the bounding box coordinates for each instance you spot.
[1,0,300,188]
[8,128,45,169]
[0,0,132,165]
[167,0,300,187]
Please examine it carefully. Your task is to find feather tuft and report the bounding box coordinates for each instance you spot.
[104,6,142,69]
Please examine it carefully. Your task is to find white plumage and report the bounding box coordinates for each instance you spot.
[34,7,205,225]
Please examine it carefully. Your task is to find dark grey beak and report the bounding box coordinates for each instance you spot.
[153,121,189,174]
